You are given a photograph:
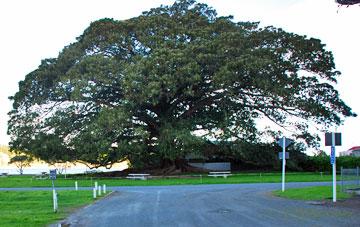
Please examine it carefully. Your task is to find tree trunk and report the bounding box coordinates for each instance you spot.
[159,158,207,174]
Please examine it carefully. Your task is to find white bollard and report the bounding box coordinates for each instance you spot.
[53,189,58,212]
[98,185,102,196]
[75,181,78,191]
[93,187,97,199]
[95,181,98,189]
[103,184,106,194]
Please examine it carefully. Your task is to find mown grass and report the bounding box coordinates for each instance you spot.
[0,190,109,227]
[0,172,334,188]
[273,186,351,201]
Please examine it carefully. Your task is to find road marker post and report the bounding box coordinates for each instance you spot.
[93,187,97,199]
[103,184,106,194]
[75,181,78,191]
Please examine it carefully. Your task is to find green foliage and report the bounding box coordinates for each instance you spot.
[337,155,360,168]
[305,153,360,172]
[228,141,309,171]
[8,155,33,164]
[8,0,355,168]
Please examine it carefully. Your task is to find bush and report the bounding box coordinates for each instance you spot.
[305,155,360,172]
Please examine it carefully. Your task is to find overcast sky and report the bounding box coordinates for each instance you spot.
[0,0,359,155]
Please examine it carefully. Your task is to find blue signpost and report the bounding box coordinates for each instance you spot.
[325,132,341,202]
[330,146,335,165]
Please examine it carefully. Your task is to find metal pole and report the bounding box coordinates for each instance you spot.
[282,136,286,192]
[332,132,336,202]
[357,166,359,187]
[341,166,343,192]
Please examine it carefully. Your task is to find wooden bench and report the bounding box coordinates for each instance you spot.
[126,173,150,180]
[208,171,232,178]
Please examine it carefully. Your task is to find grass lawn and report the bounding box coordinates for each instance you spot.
[273,186,351,201]
[0,172,334,188]
[0,190,109,227]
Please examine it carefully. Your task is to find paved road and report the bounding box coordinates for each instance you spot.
[53,182,360,227]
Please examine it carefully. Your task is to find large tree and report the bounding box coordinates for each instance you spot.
[8,0,355,169]
[8,154,33,175]
[336,0,360,6]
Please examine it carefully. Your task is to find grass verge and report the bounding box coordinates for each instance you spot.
[0,190,109,227]
[0,172,335,188]
[273,186,351,201]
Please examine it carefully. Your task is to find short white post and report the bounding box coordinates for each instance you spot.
[95,181,98,189]
[98,185,102,196]
[103,184,106,194]
[93,187,97,199]
[53,189,58,212]
[282,136,286,192]
[75,181,78,191]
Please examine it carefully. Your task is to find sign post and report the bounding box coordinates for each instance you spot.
[277,137,292,192]
[282,137,286,192]
[49,169,58,212]
[332,133,336,202]
[325,132,341,203]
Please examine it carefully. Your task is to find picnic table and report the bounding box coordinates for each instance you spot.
[34,172,48,180]
[126,173,150,180]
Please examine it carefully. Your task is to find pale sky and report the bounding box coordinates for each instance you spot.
[0,0,359,155]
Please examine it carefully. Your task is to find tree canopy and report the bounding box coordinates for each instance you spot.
[336,0,360,6]
[8,0,356,169]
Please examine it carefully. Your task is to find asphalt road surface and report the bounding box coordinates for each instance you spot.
[56,182,360,227]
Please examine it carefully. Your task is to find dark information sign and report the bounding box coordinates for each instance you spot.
[325,133,341,146]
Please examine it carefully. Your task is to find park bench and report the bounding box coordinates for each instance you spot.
[126,173,150,180]
[208,171,232,178]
